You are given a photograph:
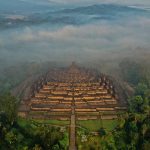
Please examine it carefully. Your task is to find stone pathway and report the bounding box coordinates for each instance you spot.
[69,111,76,150]
[69,84,76,150]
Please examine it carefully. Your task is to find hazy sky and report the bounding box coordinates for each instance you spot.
[54,0,150,5]
[2,0,149,6]
[18,0,150,5]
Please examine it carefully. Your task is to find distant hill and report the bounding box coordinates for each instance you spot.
[0,4,149,30]
[58,4,146,14]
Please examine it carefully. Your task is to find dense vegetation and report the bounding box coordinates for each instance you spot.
[0,93,69,150]
[98,60,150,150]
[100,82,150,150]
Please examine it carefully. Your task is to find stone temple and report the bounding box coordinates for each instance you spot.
[18,62,126,120]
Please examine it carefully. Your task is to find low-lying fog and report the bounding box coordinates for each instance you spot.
[0,0,150,73]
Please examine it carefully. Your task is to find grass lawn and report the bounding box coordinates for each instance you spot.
[102,119,118,131]
[17,117,34,128]
[77,120,102,131]
[34,119,70,126]
[77,119,118,131]
[17,117,70,126]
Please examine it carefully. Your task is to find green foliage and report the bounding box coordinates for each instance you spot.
[90,78,150,150]
[0,93,68,150]
[128,81,150,114]
[0,116,68,150]
[32,144,42,150]
[95,113,150,150]
[0,92,18,124]
[52,144,60,150]
[35,125,63,149]
[135,83,148,97]
[128,96,144,113]
[119,59,142,85]
[100,134,117,150]
[77,119,117,132]
[59,132,69,150]
[99,128,106,136]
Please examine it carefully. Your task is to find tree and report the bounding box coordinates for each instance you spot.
[119,59,142,85]
[0,93,18,124]
[99,128,106,136]
[135,83,148,98]
[35,126,63,150]
[129,96,144,113]
[5,131,17,146]
[32,144,43,150]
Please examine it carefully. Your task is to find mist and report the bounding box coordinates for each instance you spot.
[0,0,150,74]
